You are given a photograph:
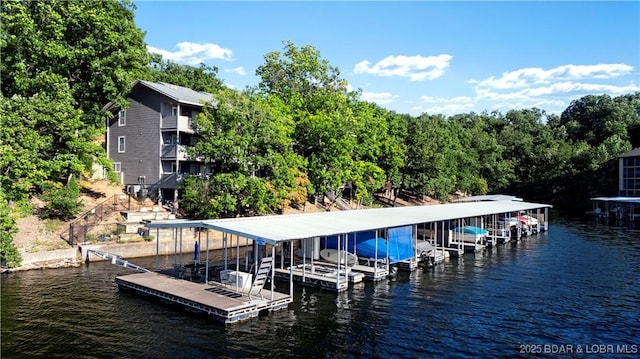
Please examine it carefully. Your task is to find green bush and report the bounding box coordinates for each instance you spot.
[41,176,83,220]
[0,193,22,268]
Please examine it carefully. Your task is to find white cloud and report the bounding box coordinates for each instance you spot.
[477,64,633,89]
[148,42,233,65]
[354,54,453,81]
[413,96,475,115]
[418,103,475,115]
[490,99,569,115]
[476,81,640,101]
[408,62,637,117]
[360,91,399,105]
[421,95,473,104]
[225,66,247,76]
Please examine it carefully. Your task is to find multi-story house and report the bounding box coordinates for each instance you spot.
[619,147,640,197]
[103,80,214,205]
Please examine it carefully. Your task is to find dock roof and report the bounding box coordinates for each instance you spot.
[147,200,551,245]
[591,196,640,203]
[453,194,523,202]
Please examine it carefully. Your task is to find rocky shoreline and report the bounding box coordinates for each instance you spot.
[2,258,82,273]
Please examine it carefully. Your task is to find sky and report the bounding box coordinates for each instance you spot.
[134,1,640,117]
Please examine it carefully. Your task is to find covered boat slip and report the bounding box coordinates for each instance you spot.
[128,199,550,321]
[590,197,640,221]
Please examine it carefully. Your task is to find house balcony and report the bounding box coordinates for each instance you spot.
[161,115,197,133]
[160,173,179,189]
[161,144,205,162]
[160,172,211,189]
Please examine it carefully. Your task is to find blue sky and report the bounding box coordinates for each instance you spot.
[134,1,640,117]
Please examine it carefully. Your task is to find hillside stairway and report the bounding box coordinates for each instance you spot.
[61,194,132,245]
[325,191,352,211]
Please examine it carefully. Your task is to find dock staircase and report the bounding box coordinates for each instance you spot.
[248,256,273,301]
[86,250,149,273]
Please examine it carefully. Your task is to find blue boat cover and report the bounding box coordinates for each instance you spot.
[453,226,488,235]
[321,226,414,264]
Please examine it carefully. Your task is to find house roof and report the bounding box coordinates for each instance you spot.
[102,80,215,112]
[619,148,640,158]
[147,200,552,245]
[135,80,215,107]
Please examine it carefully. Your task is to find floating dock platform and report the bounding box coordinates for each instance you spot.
[115,272,291,324]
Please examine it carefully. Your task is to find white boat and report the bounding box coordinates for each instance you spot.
[319,248,357,267]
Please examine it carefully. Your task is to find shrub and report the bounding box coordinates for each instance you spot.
[0,193,22,268]
[41,176,83,220]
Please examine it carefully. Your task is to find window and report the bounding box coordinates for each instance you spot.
[118,110,126,126]
[113,162,121,172]
[118,136,125,153]
[172,106,178,116]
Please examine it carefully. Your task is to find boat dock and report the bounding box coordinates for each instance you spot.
[116,271,291,324]
[110,198,551,324]
[590,196,640,221]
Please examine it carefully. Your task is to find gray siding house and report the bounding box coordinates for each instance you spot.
[104,80,214,205]
[619,147,640,197]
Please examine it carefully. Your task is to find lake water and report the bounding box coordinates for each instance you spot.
[2,215,639,358]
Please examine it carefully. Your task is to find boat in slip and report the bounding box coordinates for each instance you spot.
[452,226,488,243]
[319,248,357,267]
[513,214,538,226]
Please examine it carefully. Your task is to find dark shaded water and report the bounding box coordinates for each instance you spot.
[2,216,639,358]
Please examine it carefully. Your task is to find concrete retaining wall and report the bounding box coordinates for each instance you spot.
[20,248,79,265]
[13,229,249,271]
[80,232,231,262]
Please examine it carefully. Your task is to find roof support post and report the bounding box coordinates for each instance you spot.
[205,229,210,283]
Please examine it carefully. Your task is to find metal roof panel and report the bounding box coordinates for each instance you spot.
[147,201,551,244]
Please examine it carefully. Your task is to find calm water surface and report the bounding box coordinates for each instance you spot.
[2,216,639,358]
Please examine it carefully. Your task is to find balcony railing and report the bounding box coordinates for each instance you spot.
[161,144,204,161]
[161,115,197,133]
[160,172,211,189]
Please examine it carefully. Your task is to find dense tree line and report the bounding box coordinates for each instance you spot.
[1,1,639,267]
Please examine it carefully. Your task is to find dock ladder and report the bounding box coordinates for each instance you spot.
[86,250,150,273]
[248,256,273,301]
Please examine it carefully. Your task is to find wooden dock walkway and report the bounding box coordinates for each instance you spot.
[115,272,291,324]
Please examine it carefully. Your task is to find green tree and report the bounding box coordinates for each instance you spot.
[0,192,21,268]
[550,93,640,207]
[257,42,390,203]
[181,88,305,218]
[41,176,83,220]
[1,0,149,124]
[256,40,347,106]
[0,84,88,203]
[146,55,224,93]
[1,0,149,198]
